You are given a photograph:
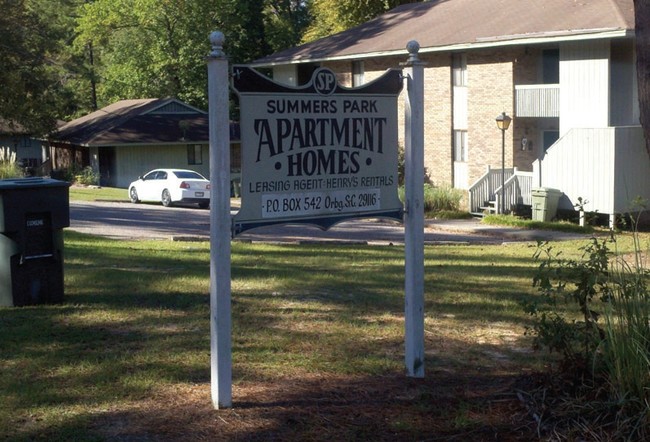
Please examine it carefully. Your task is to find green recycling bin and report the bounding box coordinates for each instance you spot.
[0,177,70,307]
[531,187,563,222]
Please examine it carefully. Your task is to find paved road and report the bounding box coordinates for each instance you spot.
[69,200,522,245]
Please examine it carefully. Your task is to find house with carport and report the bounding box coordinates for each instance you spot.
[46,98,241,189]
[250,0,649,226]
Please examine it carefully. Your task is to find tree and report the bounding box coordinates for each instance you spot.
[302,0,418,43]
[264,0,311,53]
[74,0,279,110]
[634,0,650,158]
[0,0,77,134]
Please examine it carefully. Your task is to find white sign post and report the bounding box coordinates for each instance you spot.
[207,31,232,409]
[207,33,427,408]
[403,41,425,378]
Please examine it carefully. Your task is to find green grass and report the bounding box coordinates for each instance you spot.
[1,230,647,440]
[68,185,127,202]
[483,213,595,234]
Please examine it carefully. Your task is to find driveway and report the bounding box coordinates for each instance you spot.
[69,200,522,244]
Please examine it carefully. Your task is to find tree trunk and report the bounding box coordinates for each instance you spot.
[634,0,650,158]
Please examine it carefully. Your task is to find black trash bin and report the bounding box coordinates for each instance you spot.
[0,177,70,307]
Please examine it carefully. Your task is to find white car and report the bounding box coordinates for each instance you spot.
[128,169,210,208]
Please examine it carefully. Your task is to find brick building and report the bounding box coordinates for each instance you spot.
[251,0,649,224]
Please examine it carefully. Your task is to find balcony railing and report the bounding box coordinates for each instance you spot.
[515,84,559,118]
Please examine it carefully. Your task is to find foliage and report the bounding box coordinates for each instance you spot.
[74,166,100,186]
[52,164,100,186]
[0,147,22,179]
[263,0,311,52]
[597,227,650,438]
[0,0,308,122]
[302,0,419,43]
[76,0,212,109]
[524,227,650,440]
[0,0,79,133]
[422,184,464,214]
[525,235,615,369]
[398,183,464,216]
[73,0,308,110]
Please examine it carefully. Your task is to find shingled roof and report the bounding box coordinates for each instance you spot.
[252,0,635,66]
[51,98,240,147]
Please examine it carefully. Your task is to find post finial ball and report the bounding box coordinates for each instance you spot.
[210,31,225,47]
[406,40,420,54]
[209,31,226,58]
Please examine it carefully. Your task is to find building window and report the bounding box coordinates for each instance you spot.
[542,130,559,152]
[542,49,559,84]
[453,130,467,162]
[452,53,467,87]
[352,61,365,87]
[187,144,203,165]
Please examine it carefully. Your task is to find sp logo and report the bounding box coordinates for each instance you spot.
[313,68,337,95]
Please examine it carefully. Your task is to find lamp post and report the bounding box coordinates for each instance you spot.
[495,112,512,214]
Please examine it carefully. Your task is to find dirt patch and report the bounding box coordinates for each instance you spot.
[617,250,650,270]
[90,372,538,441]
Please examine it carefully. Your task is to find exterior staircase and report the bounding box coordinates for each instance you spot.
[468,167,533,216]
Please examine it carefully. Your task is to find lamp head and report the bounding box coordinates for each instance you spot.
[495,112,512,131]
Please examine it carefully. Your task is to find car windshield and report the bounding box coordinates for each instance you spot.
[172,171,206,180]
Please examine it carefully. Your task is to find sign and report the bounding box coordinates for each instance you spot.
[232,66,403,233]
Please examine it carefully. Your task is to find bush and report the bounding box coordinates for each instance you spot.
[74,166,100,186]
[398,184,465,217]
[0,147,22,179]
[423,184,463,213]
[53,165,100,185]
[523,224,650,440]
[525,235,613,369]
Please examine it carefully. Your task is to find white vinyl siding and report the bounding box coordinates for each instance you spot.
[538,127,650,215]
[610,40,639,126]
[559,40,610,136]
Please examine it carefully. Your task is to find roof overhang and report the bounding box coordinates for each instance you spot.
[250,28,633,68]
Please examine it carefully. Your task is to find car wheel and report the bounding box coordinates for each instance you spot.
[129,187,140,203]
[198,202,209,209]
[161,189,173,207]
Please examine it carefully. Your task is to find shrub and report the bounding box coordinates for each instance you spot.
[422,184,463,213]
[398,184,464,216]
[0,147,22,179]
[75,166,100,186]
[53,165,100,185]
[525,235,613,369]
[524,222,650,440]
